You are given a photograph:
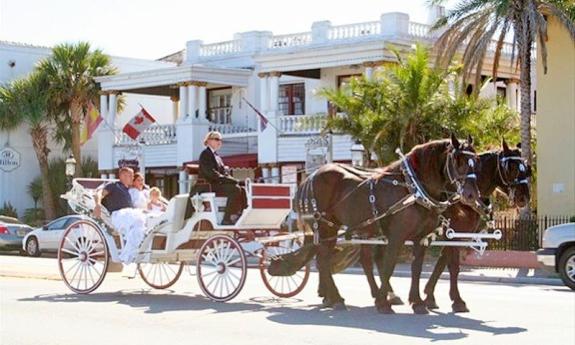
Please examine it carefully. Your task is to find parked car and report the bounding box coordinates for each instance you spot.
[0,215,22,224]
[22,215,86,257]
[537,222,575,290]
[0,221,34,253]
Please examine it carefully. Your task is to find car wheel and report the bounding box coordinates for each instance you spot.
[26,237,41,257]
[558,247,575,291]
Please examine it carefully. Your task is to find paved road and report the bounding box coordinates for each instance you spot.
[1,267,573,345]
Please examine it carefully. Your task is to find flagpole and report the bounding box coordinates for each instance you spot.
[241,97,283,134]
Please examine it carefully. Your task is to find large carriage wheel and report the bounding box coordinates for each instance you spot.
[259,239,310,298]
[138,262,185,289]
[58,220,109,294]
[196,235,247,302]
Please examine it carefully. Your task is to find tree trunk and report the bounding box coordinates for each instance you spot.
[70,100,83,177]
[30,126,56,220]
[518,18,533,217]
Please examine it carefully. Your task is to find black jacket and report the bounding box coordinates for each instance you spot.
[198,147,237,184]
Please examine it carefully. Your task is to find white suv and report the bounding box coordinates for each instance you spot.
[537,222,575,290]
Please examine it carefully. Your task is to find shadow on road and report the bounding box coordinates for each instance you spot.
[19,290,526,341]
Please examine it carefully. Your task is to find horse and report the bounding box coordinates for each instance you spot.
[421,140,531,312]
[275,135,480,313]
[332,139,531,313]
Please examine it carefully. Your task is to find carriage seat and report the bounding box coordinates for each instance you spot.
[163,194,188,232]
[192,177,227,197]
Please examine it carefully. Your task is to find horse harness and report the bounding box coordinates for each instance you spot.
[298,147,478,244]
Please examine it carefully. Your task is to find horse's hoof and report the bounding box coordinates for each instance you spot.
[376,302,395,314]
[412,303,429,314]
[424,297,439,310]
[333,302,348,311]
[452,302,469,313]
[388,296,404,305]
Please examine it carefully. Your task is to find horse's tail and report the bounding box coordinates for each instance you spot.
[267,176,318,276]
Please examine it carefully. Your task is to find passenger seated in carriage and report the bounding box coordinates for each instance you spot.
[93,167,146,263]
[129,172,149,209]
[192,131,246,225]
[147,187,166,215]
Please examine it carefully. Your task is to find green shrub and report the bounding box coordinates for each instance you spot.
[0,201,18,218]
[23,208,45,227]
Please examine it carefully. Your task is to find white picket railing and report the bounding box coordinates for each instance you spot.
[269,32,312,49]
[408,22,431,38]
[328,21,380,40]
[209,123,257,136]
[199,40,241,57]
[279,114,328,134]
[114,124,177,145]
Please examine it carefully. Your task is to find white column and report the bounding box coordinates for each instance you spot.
[108,92,117,126]
[171,96,179,123]
[178,84,188,121]
[269,72,280,113]
[188,83,198,121]
[99,93,109,123]
[261,167,270,183]
[506,79,519,110]
[363,62,376,80]
[258,73,269,112]
[271,166,280,184]
[198,82,207,122]
[178,170,188,194]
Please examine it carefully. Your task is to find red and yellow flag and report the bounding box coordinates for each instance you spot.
[80,101,103,145]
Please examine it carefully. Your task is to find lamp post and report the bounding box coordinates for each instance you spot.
[350,141,365,167]
[65,154,76,190]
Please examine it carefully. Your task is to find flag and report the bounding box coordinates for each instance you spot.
[80,101,103,145]
[242,97,269,131]
[122,106,156,140]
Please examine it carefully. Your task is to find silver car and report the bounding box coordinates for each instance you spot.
[537,222,575,290]
[22,215,86,257]
[0,220,34,253]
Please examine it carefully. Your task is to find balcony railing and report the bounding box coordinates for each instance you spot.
[269,32,312,49]
[328,21,380,40]
[279,114,329,135]
[208,123,257,137]
[114,124,177,145]
[199,40,241,57]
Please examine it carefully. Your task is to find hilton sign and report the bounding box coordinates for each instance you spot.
[0,147,21,172]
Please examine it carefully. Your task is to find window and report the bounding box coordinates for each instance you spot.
[47,218,68,230]
[208,88,232,124]
[278,83,305,115]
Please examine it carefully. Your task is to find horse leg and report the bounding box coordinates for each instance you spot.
[423,247,449,309]
[317,241,346,310]
[373,245,403,305]
[360,245,380,298]
[408,243,429,314]
[448,247,469,313]
[374,233,404,314]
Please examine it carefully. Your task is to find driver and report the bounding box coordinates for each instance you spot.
[93,167,146,263]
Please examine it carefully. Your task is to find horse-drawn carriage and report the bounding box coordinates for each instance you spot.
[58,178,309,301]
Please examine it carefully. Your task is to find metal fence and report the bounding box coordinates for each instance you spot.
[488,215,573,251]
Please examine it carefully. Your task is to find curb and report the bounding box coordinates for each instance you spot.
[344,267,564,286]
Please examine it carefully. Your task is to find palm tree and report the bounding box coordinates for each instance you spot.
[432,0,575,167]
[0,73,57,219]
[37,42,118,176]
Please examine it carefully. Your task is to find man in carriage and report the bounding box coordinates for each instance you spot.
[190,131,246,225]
[93,167,147,263]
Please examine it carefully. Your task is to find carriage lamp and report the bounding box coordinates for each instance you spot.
[65,155,76,177]
[350,141,365,167]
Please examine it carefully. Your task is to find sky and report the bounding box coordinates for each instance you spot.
[0,0,455,60]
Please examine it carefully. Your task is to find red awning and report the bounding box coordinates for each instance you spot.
[184,153,258,171]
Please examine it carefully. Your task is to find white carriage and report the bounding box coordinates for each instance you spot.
[58,178,310,301]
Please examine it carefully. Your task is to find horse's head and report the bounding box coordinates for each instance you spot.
[498,139,531,208]
[446,133,480,206]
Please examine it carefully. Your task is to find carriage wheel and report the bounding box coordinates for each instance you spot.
[58,220,109,294]
[138,262,185,289]
[196,235,247,302]
[259,239,310,298]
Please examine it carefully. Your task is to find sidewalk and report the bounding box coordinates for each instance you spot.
[0,254,563,287]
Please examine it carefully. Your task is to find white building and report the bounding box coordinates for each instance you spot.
[0,41,173,216]
[95,8,529,199]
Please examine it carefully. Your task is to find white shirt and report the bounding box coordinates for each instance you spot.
[129,188,149,209]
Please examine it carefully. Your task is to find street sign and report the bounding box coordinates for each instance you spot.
[0,147,21,172]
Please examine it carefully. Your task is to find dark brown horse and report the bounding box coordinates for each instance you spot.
[421,141,531,312]
[338,140,531,313]
[281,135,480,313]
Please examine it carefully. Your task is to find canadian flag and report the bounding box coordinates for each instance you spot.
[122,107,156,140]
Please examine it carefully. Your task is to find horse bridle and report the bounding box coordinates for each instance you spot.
[445,147,479,195]
[497,153,529,204]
